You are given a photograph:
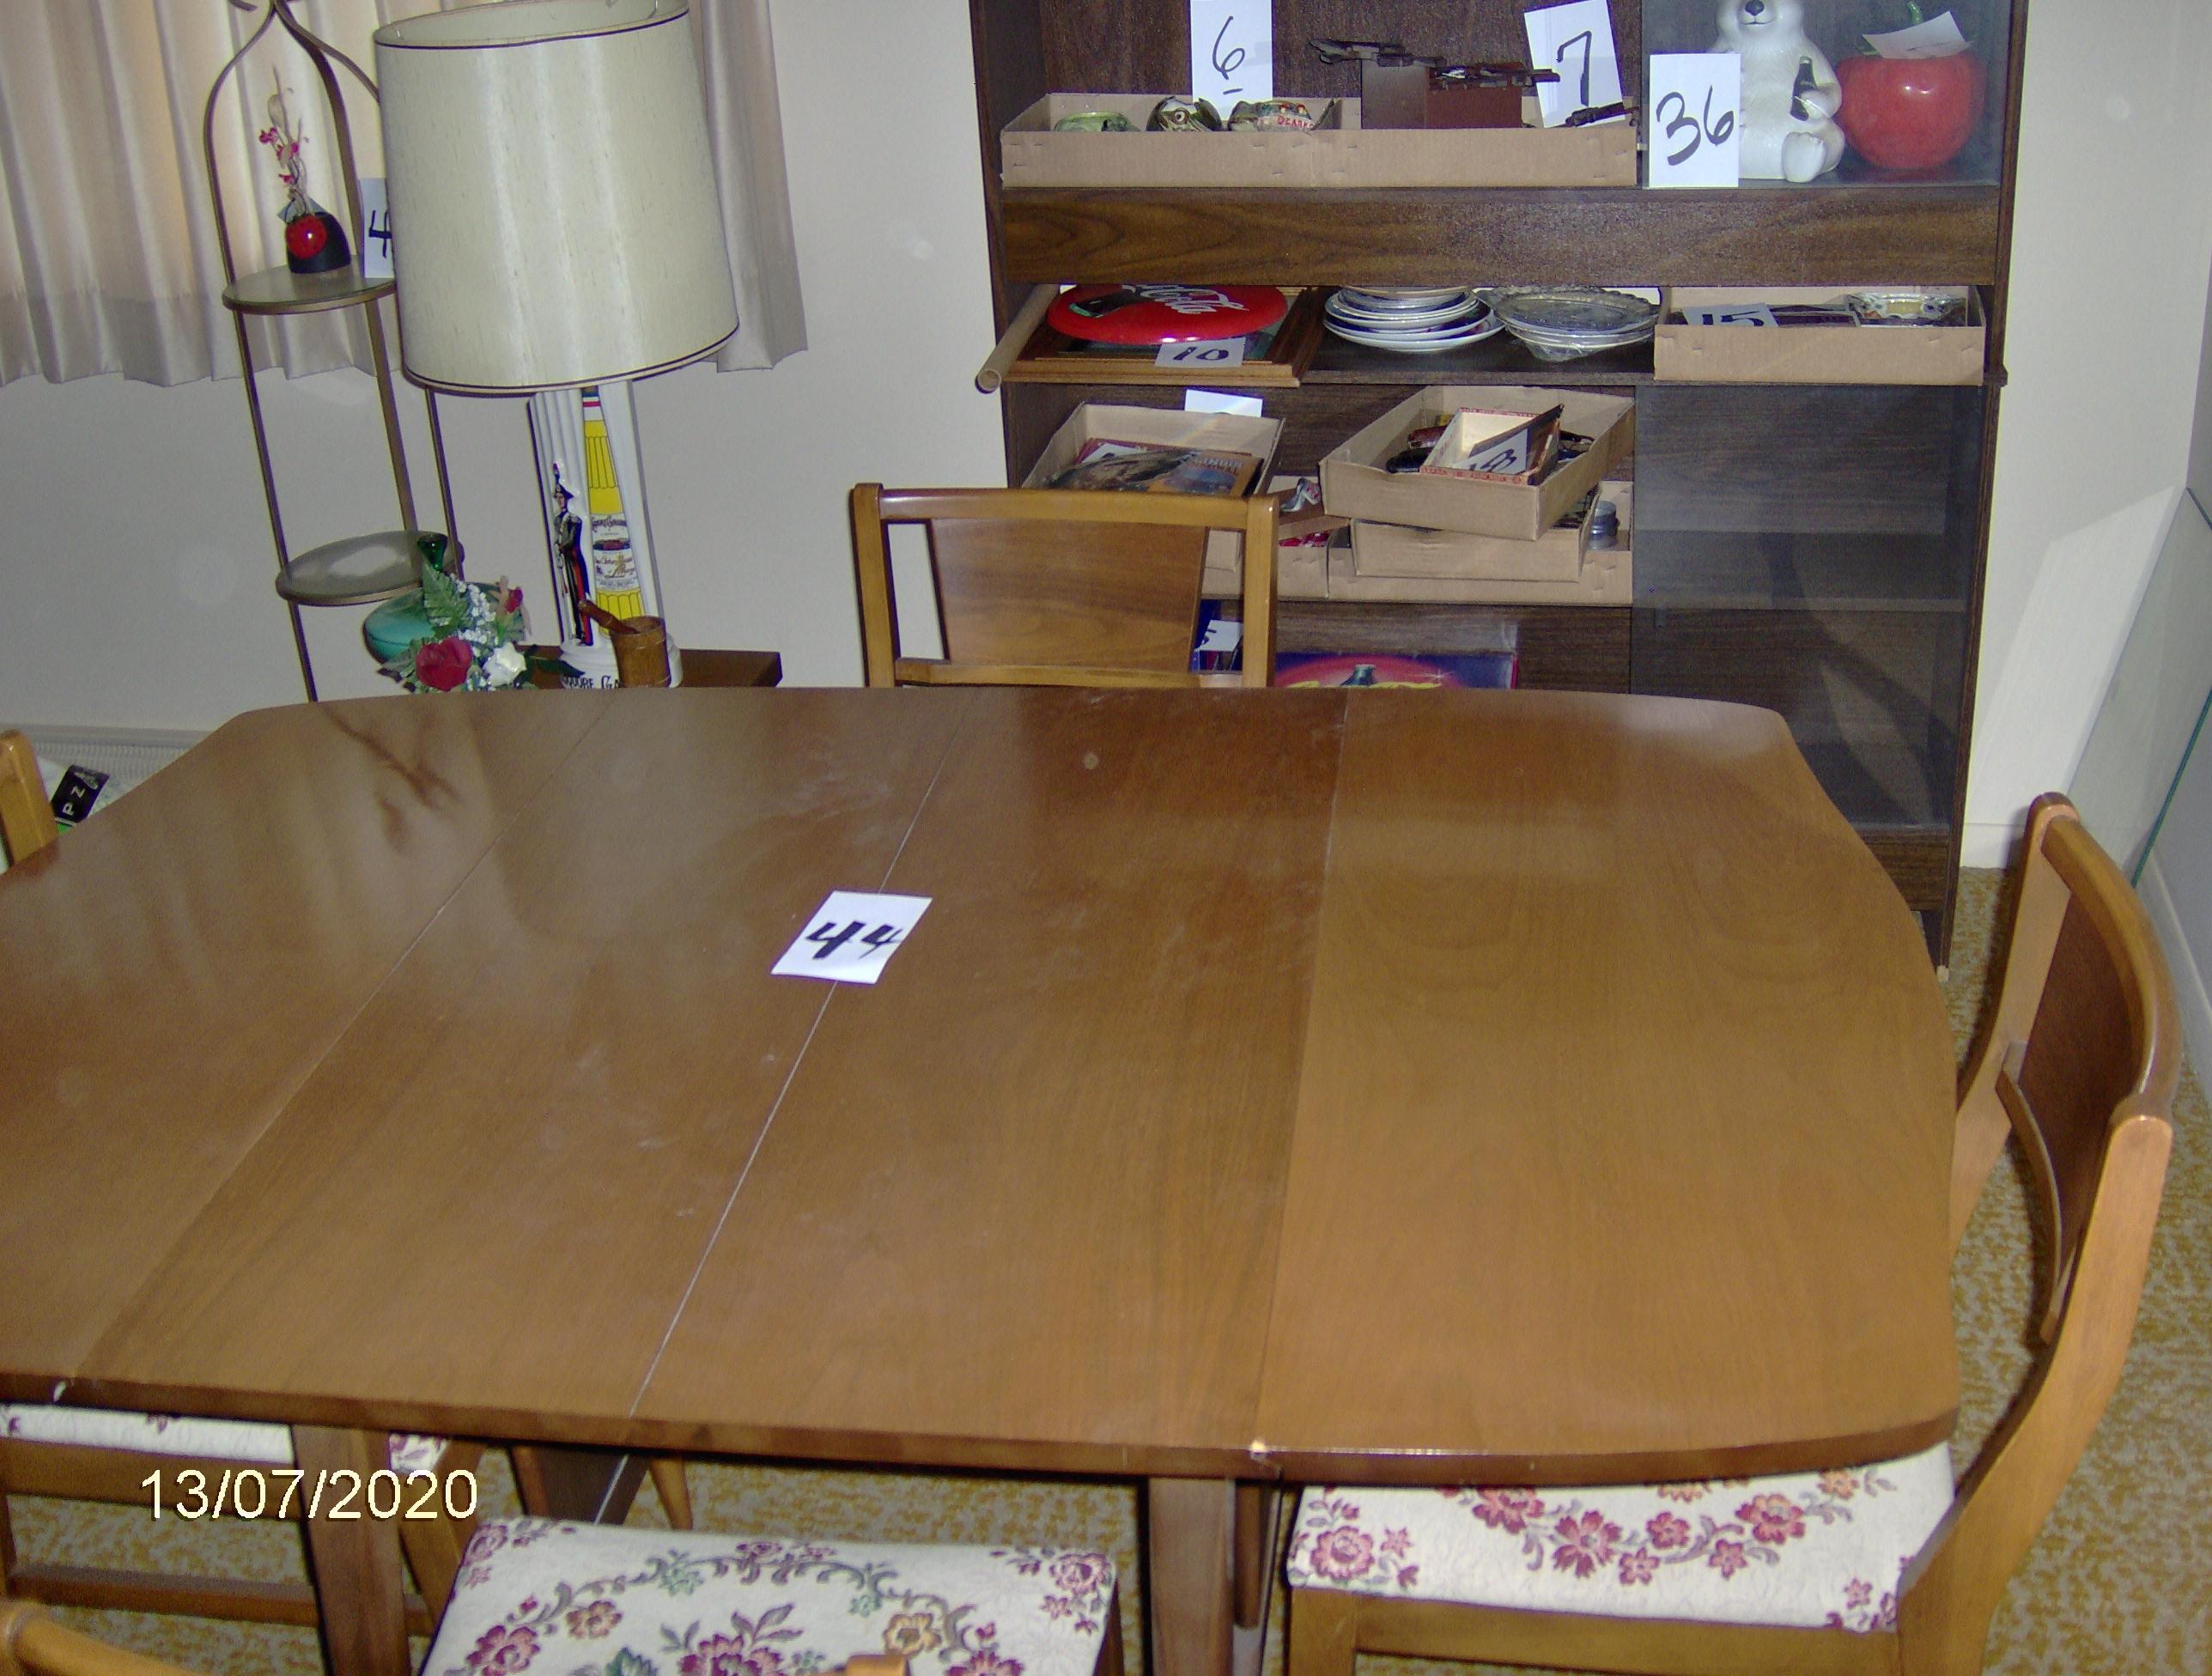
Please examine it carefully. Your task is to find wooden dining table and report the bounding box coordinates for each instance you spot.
[0,686,1958,1676]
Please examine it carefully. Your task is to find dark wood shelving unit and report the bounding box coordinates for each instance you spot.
[966,0,2031,959]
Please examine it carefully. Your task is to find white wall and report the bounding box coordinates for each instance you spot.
[1964,0,2212,863]
[5,0,2212,871]
[0,0,1004,727]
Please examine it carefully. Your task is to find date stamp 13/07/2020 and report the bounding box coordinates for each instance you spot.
[142,1466,478,1521]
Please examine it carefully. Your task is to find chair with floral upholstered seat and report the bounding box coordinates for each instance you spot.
[421,1516,1121,1676]
[1285,793,2178,1676]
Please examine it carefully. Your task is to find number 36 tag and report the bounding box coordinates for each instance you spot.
[1646,53,1740,188]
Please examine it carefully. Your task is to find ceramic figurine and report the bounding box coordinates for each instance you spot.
[1714,0,1844,182]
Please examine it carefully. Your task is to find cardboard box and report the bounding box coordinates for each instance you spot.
[1205,479,1340,599]
[1332,483,1632,604]
[1024,403,1282,583]
[1000,94,1636,190]
[1653,288,1984,386]
[1322,386,1635,540]
[1348,484,1601,583]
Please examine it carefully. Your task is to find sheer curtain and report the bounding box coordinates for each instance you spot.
[0,0,803,387]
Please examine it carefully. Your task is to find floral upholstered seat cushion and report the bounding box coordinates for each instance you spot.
[0,1403,447,1473]
[1286,1443,1952,1634]
[425,1519,1116,1676]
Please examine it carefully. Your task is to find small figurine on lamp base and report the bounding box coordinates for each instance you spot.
[1715,0,1844,182]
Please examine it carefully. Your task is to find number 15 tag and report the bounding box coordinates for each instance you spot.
[1646,53,1740,188]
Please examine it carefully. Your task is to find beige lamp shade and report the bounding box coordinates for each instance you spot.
[374,0,738,393]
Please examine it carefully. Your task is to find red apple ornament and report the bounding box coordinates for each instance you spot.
[284,213,328,262]
[1836,52,1983,172]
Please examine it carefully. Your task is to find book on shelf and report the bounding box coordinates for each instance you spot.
[1044,437,1262,497]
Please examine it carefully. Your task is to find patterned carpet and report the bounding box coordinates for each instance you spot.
[13,869,2209,1676]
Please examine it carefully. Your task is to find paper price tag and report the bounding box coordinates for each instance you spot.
[1182,389,1264,416]
[772,891,931,985]
[1688,303,1778,326]
[1156,337,1248,369]
[1864,11,1969,58]
[1196,616,1242,654]
[1522,0,1623,127]
[1646,53,1741,189]
[357,178,392,280]
[1190,0,1272,106]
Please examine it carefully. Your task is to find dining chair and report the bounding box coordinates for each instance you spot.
[0,733,58,866]
[848,483,1279,688]
[419,1515,1121,1676]
[0,1599,917,1676]
[0,1419,483,1633]
[1283,793,2177,1676]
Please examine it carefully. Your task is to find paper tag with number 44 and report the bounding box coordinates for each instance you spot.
[773,891,931,985]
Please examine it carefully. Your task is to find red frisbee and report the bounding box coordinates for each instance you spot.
[1048,284,1287,345]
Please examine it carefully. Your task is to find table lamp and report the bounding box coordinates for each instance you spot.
[374,0,738,687]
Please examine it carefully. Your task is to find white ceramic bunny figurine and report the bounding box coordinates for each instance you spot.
[1714,0,1844,181]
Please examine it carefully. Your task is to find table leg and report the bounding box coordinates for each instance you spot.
[1145,1478,1234,1676]
[510,1445,647,1521]
[294,1426,410,1676]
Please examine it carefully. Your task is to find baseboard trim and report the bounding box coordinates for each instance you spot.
[1960,821,2019,870]
[2141,854,2212,1084]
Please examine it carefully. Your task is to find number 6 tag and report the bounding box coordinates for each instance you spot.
[1646,53,1740,188]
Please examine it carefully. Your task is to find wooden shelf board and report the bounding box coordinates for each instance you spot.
[274,530,429,607]
[223,264,393,316]
[1306,329,1654,386]
[1003,185,2002,288]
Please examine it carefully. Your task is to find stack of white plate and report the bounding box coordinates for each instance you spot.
[1491,288,1659,362]
[1323,287,1502,355]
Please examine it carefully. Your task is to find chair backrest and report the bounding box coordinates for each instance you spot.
[849,483,1279,689]
[0,732,58,866]
[1904,794,2179,1664]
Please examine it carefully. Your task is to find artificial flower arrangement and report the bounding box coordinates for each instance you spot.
[256,82,351,273]
[380,551,532,693]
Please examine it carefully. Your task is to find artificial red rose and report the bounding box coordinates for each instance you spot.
[502,586,524,615]
[414,635,474,691]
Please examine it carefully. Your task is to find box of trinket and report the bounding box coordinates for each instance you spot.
[1653,288,1984,385]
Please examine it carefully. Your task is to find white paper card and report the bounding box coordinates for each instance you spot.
[1183,389,1264,416]
[1864,12,1969,58]
[1197,616,1242,654]
[1687,303,1778,326]
[1522,0,1623,127]
[357,177,392,280]
[1646,53,1741,189]
[772,891,931,985]
[1156,337,1248,369]
[1190,0,1272,106]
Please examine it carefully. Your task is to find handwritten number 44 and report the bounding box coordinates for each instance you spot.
[1656,86,1735,167]
[805,920,904,961]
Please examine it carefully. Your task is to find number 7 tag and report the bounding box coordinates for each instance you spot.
[1522,0,1623,128]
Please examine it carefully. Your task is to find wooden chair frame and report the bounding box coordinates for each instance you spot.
[0,1435,482,1635]
[0,1602,927,1676]
[849,483,1279,689]
[1287,795,2179,1676]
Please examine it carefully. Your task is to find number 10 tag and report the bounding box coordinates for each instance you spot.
[1156,337,1247,369]
[1646,53,1740,188]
